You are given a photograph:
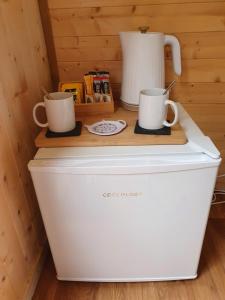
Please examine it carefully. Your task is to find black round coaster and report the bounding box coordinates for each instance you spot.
[46,121,82,138]
[134,121,171,135]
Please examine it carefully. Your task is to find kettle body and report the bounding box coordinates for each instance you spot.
[120,31,181,110]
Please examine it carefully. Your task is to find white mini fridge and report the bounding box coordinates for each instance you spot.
[28,104,221,282]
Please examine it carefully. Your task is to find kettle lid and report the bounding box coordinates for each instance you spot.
[138,26,149,33]
[119,27,164,36]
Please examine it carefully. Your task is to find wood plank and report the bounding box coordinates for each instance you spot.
[177,59,225,83]
[23,0,52,97]
[0,263,17,300]
[173,32,225,60]
[50,3,225,36]
[182,103,225,127]
[0,188,29,298]
[23,244,48,300]
[48,0,225,9]
[0,84,37,264]
[200,221,225,300]
[58,60,121,83]
[54,35,120,49]
[31,254,58,300]
[169,83,225,104]
[39,0,60,89]
[0,0,51,299]
[57,59,225,83]
[50,2,225,18]
[35,107,186,148]
[210,198,225,219]
[55,47,122,62]
[182,250,221,299]
[54,32,225,62]
[52,15,225,36]
[0,3,45,217]
[111,83,225,104]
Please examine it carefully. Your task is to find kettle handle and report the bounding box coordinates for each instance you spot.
[164,35,182,76]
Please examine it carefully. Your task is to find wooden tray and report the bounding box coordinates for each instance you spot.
[35,107,187,148]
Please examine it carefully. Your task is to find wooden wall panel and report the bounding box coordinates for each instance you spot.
[48,2,225,36]
[0,0,51,299]
[48,0,225,8]
[55,32,225,61]
[57,59,225,84]
[111,82,225,104]
[46,0,225,188]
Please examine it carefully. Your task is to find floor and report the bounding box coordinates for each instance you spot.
[33,217,225,300]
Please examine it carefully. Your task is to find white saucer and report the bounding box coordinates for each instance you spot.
[84,120,127,136]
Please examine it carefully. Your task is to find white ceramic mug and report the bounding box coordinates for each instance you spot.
[138,88,178,130]
[33,92,76,132]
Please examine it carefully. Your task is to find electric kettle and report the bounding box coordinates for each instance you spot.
[120,28,182,110]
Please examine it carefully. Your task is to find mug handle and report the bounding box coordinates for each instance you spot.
[33,102,48,127]
[118,120,127,127]
[163,100,178,127]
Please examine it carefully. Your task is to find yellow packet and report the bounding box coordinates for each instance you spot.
[59,82,83,104]
[84,75,94,95]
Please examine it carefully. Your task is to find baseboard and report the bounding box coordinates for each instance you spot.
[23,242,49,300]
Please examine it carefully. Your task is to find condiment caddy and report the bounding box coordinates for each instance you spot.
[59,70,114,115]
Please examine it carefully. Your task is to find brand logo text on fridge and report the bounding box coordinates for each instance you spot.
[102,192,143,198]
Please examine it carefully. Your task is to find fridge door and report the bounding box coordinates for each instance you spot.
[29,154,219,281]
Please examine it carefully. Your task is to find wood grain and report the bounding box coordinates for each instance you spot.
[49,3,225,36]
[57,59,225,84]
[111,83,225,104]
[170,83,225,104]
[48,0,225,8]
[0,0,51,299]
[54,32,225,61]
[54,31,225,60]
[39,0,60,90]
[33,219,225,300]
[35,107,186,148]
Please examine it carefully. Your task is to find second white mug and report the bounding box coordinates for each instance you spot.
[138,88,178,130]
